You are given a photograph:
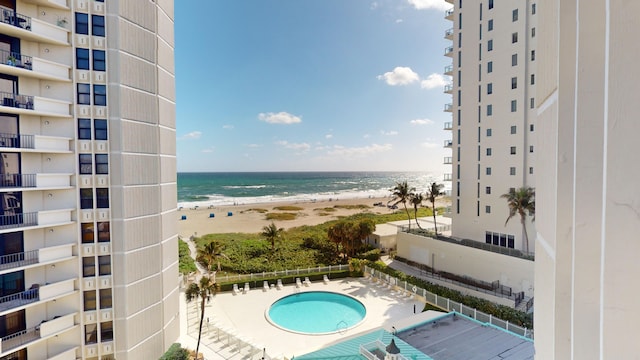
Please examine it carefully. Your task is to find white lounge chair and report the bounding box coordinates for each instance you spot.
[232,283,240,295]
[263,281,269,292]
[276,279,283,290]
[304,277,311,286]
[323,274,329,284]
[295,278,302,288]
[243,282,250,294]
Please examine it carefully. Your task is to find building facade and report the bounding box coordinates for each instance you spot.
[535,1,640,358]
[0,0,178,359]
[444,0,537,254]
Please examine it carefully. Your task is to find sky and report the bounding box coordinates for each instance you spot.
[175,0,452,173]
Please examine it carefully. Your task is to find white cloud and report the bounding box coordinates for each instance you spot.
[381,130,399,136]
[258,112,302,124]
[370,1,379,10]
[222,125,234,130]
[327,144,393,157]
[420,73,448,89]
[407,0,450,11]
[275,140,311,152]
[325,134,333,139]
[396,19,404,23]
[180,131,202,140]
[410,118,434,125]
[363,134,371,139]
[421,142,438,148]
[246,144,262,148]
[377,67,419,86]
[201,148,214,153]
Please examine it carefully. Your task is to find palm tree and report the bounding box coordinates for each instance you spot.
[409,192,424,229]
[426,182,444,236]
[185,276,217,360]
[261,222,284,252]
[328,221,348,260]
[196,241,228,282]
[389,181,415,230]
[501,187,535,254]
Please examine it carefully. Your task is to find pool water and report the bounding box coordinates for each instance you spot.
[266,291,366,334]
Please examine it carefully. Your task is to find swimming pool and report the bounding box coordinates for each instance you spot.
[266,291,366,335]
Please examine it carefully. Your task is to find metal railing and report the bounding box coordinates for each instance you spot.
[0,91,33,109]
[444,122,452,130]
[444,46,453,55]
[443,173,452,181]
[525,297,534,312]
[0,6,32,31]
[444,84,453,93]
[444,64,453,73]
[213,264,350,284]
[0,288,39,313]
[0,133,35,149]
[364,266,533,339]
[444,103,453,111]
[0,48,32,70]
[445,8,454,17]
[0,249,38,271]
[444,27,454,37]
[0,212,38,230]
[443,139,452,147]
[443,156,452,164]
[0,174,36,188]
[0,327,39,352]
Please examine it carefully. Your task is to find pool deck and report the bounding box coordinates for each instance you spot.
[179,276,432,359]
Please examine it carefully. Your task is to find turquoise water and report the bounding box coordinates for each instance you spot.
[177,171,444,208]
[267,291,366,334]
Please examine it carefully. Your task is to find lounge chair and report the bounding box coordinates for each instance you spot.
[295,278,302,288]
[323,274,329,284]
[276,279,283,290]
[232,283,240,295]
[263,281,269,292]
[303,277,311,286]
[243,282,250,294]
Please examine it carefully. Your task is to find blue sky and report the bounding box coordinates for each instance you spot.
[175,0,451,173]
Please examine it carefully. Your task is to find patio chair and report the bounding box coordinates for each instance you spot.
[263,281,269,292]
[304,277,311,286]
[276,279,283,290]
[323,274,329,284]
[243,282,250,294]
[295,278,302,288]
[232,283,240,295]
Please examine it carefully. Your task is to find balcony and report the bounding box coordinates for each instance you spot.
[0,278,75,316]
[444,156,453,164]
[0,49,70,82]
[0,133,71,153]
[0,91,70,118]
[444,46,454,57]
[445,8,454,20]
[445,27,454,39]
[0,312,76,356]
[444,65,453,75]
[0,173,72,191]
[0,208,73,233]
[21,0,69,10]
[443,173,453,181]
[444,84,453,94]
[0,243,74,275]
[444,122,453,130]
[444,140,453,148]
[0,6,69,46]
[444,103,453,112]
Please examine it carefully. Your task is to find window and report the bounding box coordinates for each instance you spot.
[98,255,111,275]
[510,146,517,154]
[488,0,493,9]
[486,148,492,156]
[511,100,517,112]
[487,61,493,73]
[95,154,108,174]
[458,13,462,29]
[75,13,89,35]
[512,32,518,43]
[485,186,492,195]
[511,125,517,134]
[531,74,535,84]
[530,124,535,131]
[94,119,107,140]
[530,145,534,153]
[486,167,492,175]
[82,223,94,243]
[77,83,91,105]
[512,54,518,66]
[79,154,92,174]
[530,97,535,109]
[511,77,517,89]
[513,9,519,21]
[457,51,461,67]
[101,321,113,342]
[96,188,109,208]
[457,90,461,106]
[529,167,534,174]
[93,50,105,71]
[460,0,463,8]
[85,324,98,345]
[487,104,493,116]
[98,222,110,242]
[457,70,461,86]
[83,257,95,277]
[487,83,493,94]
[486,128,492,136]
[532,27,536,37]
[487,39,493,51]
[479,24,482,40]
[78,119,91,140]
[100,288,112,309]
[478,44,482,61]
[76,48,89,70]
[510,167,516,175]
[80,188,93,209]
[486,206,491,213]
[508,235,515,248]
[459,32,462,48]
[488,19,493,31]
[456,199,460,214]
[92,15,105,37]
[84,290,96,311]
[532,3,537,14]
[94,84,106,106]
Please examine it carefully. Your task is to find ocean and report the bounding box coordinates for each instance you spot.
[177,172,448,208]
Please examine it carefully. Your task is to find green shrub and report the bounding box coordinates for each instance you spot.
[159,343,189,360]
[265,212,298,220]
[273,205,304,211]
[356,248,381,262]
[178,239,197,275]
[217,270,351,292]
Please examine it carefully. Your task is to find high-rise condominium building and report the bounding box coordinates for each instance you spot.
[444,0,537,253]
[0,0,179,359]
[535,1,640,358]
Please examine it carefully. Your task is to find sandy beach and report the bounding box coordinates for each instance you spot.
[177,196,451,238]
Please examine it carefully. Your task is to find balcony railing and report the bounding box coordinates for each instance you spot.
[0,48,32,70]
[0,250,38,272]
[444,122,452,130]
[0,91,33,110]
[445,8,454,19]
[445,27,454,38]
[444,157,453,164]
[0,174,37,188]
[0,6,32,31]
[0,133,35,149]
[444,103,453,112]
[444,84,453,93]
[0,327,39,354]
[444,64,453,74]
[444,140,453,147]
[443,173,453,181]
[444,46,454,56]
[0,212,38,230]
[0,287,39,313]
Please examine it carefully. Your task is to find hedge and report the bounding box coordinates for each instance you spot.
[159,343,189,360]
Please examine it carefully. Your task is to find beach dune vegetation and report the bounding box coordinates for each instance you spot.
[273,205,304,211]
[265,212,298,221]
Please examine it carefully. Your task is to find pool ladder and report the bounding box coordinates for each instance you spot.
[336,320,348,334]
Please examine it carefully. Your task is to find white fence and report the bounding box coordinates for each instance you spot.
[214,264,350,284]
